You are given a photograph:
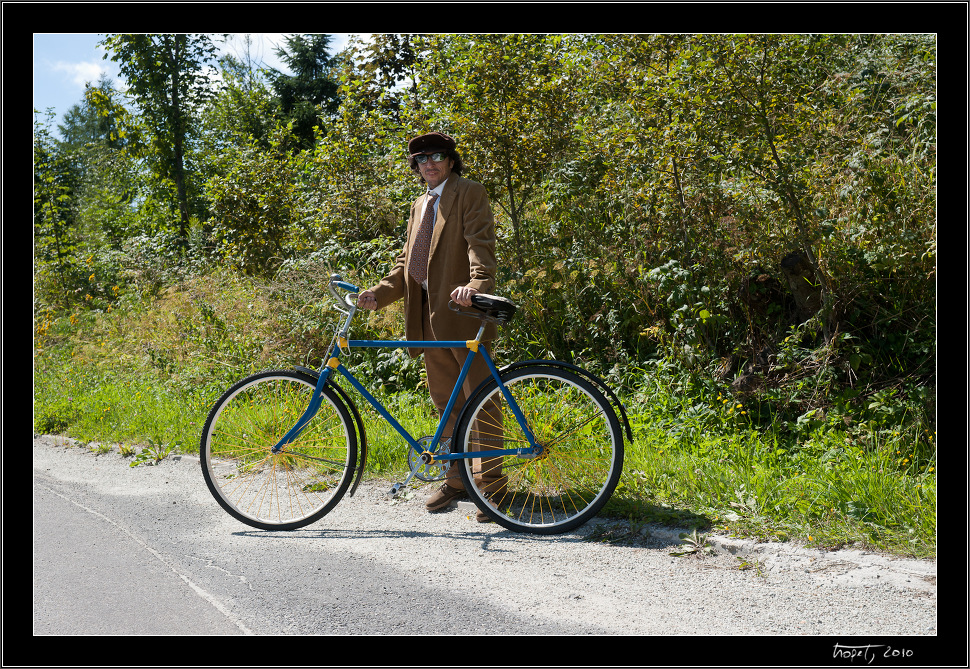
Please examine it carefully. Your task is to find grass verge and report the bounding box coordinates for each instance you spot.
[34,347,935,558]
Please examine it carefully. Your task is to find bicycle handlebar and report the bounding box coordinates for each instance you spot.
[333,279,359,293]
[329,274,359,312]
[328,274,516,326]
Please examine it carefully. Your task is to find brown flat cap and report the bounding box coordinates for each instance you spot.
[408,131,456,157]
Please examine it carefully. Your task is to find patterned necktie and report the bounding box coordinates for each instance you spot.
[409,192,439,285]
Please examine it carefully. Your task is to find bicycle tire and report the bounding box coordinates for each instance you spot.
[453,365,623,534]
[200,369,358,531]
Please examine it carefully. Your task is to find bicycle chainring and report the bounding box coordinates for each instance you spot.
[407,436,450,482]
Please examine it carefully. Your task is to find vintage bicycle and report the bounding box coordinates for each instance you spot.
[200,275,630,535]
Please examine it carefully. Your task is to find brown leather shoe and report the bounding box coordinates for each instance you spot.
[476,509,493,523]
[425,484,467,511]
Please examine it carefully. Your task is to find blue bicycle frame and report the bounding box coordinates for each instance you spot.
[270,278,540,471]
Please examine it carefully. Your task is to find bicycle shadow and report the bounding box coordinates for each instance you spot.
[228,498,712,552]
[229,526,570,553]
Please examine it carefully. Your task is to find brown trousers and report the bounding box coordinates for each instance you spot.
[422,296,504,491]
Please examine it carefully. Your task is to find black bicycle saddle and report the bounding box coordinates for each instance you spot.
[460,293,518,324]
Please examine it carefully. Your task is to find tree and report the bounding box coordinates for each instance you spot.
[354,33,425,121]
[34,112,78,264]
[266,34,342,149]
[667,36,853,336]
[49,77,141,251]
[34,109,84,308]
[203,45,277,155]
[58,75,127,154]
[204,123,303,275]
[413,34,582,265]
[98,33,221,250]
[305,56,414,244]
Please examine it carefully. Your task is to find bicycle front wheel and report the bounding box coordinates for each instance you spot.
[454,365,623,534]
[200,370,357,531]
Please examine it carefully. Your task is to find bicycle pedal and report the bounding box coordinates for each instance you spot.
[387,482,404,498]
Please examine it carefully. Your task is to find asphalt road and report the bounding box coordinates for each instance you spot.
[31,434,942,659]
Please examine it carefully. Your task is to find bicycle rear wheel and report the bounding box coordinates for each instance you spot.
[200,370,357,530]
[454,365,623,534]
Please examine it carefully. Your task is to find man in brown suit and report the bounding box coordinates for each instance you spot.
[357,132,502,518]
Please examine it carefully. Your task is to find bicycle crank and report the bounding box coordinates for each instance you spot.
[388,437,452,498]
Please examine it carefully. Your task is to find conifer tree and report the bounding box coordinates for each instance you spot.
[266,34,342,149]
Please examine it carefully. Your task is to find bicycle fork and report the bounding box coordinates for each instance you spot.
[270,359,337,454]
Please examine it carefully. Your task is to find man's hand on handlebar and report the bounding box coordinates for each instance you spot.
[357,290,377,311]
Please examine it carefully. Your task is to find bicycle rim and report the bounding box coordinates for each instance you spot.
[200,370,357,530]
[455,366,623,534]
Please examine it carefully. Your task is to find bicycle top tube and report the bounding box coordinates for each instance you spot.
[346,339,483,349]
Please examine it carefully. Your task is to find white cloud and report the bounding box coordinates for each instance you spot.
[50,60,107,88]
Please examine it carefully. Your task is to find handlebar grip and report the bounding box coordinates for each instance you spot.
[329,274,359,293]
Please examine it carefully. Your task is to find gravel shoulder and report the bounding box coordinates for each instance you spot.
[32,434,940,649]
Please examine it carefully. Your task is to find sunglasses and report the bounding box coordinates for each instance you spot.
[414,152,449,164]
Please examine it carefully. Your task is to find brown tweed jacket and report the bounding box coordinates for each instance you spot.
[369,176,498,354]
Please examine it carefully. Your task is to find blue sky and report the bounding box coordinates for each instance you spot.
[33,33,355,136]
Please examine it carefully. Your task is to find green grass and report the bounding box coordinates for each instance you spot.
[342,387,441,476]
[34,347,210,458]
[607,422,935,557]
